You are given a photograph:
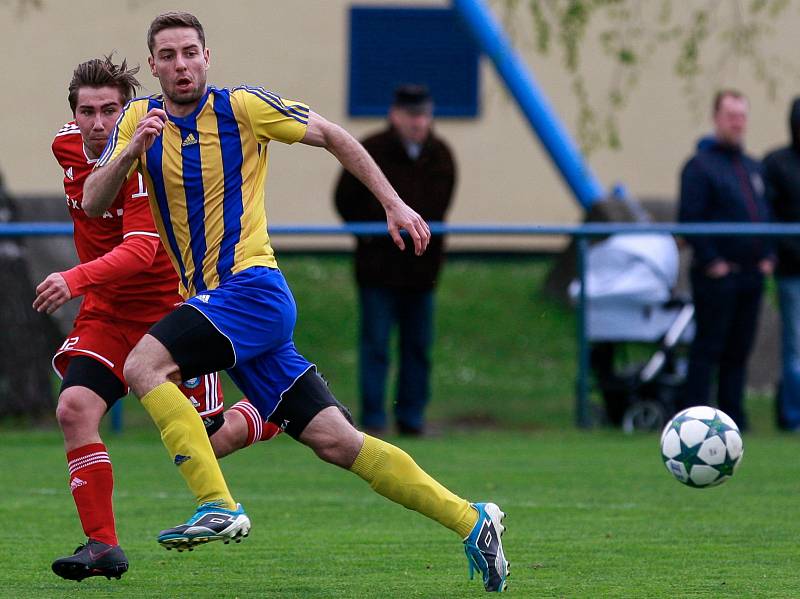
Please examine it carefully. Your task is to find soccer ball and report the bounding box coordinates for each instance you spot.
[659,406,743,488]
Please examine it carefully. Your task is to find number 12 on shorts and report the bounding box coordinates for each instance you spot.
[60,337,80,351]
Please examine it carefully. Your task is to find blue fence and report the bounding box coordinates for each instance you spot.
[4,221,800,430]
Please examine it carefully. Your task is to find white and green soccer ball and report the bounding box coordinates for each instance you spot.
[660,406,743,488]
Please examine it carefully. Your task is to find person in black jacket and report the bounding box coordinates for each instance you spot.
[334,85,456,435]
[677,89,774,431]
[763,97,800,431]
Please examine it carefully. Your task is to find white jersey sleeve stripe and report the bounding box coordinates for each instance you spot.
[122,231,161,239]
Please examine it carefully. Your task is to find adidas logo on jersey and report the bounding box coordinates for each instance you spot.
[196,294,211,303]
[70,477,87,492]
[182,133,198,147]
[65,167,74,180]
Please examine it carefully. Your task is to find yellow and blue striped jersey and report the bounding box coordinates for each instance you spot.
[98,86,309,298]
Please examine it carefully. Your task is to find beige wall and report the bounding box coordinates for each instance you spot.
[1,0,798,250]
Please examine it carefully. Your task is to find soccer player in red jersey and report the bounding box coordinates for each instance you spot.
[34,55,278,582]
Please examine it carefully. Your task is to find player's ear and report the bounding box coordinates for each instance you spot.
[148,55,157,77]
[204,47,210,70]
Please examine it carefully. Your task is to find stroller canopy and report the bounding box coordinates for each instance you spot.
[573,234,679,305]
[571,234,684,341]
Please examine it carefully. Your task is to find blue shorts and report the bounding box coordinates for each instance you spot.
[185,266,312,420]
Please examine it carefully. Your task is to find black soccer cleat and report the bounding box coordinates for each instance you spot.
[51,539,129,581]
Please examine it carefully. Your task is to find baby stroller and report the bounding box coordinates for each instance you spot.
[570,233,695,432]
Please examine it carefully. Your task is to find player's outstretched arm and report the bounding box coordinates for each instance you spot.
[84,108,168,217]
[31,236,160,314]
[301,110,430,255]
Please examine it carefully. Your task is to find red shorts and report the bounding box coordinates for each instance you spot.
[53,312,224,418]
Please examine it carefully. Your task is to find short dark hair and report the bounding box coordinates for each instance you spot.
[147,11,205,54]
[713,89,746,114]
[68,54,140,115]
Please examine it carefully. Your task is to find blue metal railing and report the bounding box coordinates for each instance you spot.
[4,221,799,430]
[6,221,800,237]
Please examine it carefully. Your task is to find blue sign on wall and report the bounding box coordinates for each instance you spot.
[348,6,480,117]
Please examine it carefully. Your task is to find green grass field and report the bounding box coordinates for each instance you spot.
[3,254,796,597]
[2,429,799,598]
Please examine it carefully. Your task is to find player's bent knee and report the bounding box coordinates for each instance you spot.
[312,442,357,466]
[124,334,179,395]
[56,387,104,431]
[123,346,147,388]
[311,436,363,468]
[55,390,84,429]
[303,407,364,468]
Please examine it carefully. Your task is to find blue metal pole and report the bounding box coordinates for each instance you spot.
[110,401,123,434]
[452,0,605,209]
[0,222,74,236]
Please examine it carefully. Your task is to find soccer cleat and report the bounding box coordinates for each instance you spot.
[157,501,250,551]
[464,502,510,593]
[51,539,129,581]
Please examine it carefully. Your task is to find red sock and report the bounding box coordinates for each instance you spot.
[229,399,281,445]
[66,443,117,546]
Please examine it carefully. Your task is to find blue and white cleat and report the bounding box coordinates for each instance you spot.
[157,501,251,552]
[464,502,509,593]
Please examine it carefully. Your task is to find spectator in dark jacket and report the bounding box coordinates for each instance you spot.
[334,85,456,435]
[677,89,774,431]
[763,97,800,431]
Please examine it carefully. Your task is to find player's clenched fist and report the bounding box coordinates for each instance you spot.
[130,108,168,154]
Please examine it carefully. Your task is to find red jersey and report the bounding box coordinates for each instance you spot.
[52,121,182,323]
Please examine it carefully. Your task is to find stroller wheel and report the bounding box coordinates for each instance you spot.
[622,400,666,434]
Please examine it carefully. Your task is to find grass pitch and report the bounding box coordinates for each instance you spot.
[5,255,795,596]
[2,428,799,598]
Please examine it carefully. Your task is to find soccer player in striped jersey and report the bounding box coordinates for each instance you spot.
[38,55,279,583]
[84,13,509,593]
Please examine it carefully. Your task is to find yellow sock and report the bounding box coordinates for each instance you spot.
[350,434,478,538]
[141,382,236,510]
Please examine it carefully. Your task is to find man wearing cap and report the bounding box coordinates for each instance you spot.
[335,85,457,436]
